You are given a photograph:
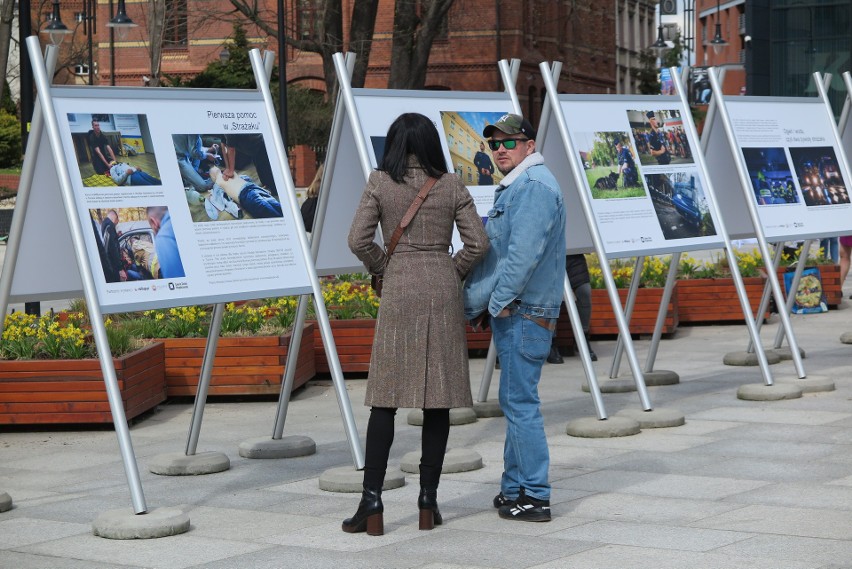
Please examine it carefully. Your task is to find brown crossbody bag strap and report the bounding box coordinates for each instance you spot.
[384,175,439,258]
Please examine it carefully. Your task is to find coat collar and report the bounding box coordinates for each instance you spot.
[498,152,545,188]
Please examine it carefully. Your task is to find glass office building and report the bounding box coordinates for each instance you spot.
[750,0,852,116]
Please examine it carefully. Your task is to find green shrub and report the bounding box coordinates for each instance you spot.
[0,110,22,169]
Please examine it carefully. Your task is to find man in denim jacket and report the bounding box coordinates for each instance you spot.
[463,114,566,522]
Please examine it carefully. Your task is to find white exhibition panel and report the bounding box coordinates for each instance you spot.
[9,134,85,302]
[541,94,725,257]
[21,86,313,313]
[315,89,514,276]
[706,95,852,242]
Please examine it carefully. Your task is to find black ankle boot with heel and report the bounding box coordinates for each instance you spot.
[418,488,443,530]
[342,487,384,536]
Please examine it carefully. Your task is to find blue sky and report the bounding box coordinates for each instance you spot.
[455,111,508,139]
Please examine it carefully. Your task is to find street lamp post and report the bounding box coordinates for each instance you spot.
[277,0,288,150]
[106,0,137,86]
[650,3,669,61]
[709,0,728,56]
[82,0,96,85]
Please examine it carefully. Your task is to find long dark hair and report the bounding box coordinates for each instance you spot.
[380,113,449,184]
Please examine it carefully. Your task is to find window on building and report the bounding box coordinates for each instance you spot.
[467,166,472,183]
[163,0,188,48]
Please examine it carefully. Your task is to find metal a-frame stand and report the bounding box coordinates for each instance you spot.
[702,67,847,397]
[0,36,190,537]
[237,50,364,467]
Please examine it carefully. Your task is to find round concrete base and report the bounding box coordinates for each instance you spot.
[643,370,680,386]
[148,452,230,476]
[238,435,316,459]
[0,492,11,513]
[737,383,803,401]
[400,448,483,474]
[723,350,782,366]
[407,407,478,426]
[318,466,405,493]
[774,346,806,361]
[615,407,685,428]
[473,400,504,418]
[777,374,835,393]
[581,379,637,393]
[840,331,852,344]
[565,416,641,438]
[92,507,190,540]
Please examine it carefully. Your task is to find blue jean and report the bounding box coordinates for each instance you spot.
[492,312,552,501]
[177,157,213,193]
[820,237,840,264]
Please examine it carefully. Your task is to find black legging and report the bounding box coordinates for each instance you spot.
[363,407,450,490]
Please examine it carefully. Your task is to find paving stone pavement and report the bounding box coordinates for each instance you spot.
[3,252,852,567]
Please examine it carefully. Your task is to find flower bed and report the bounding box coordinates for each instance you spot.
[0,342,166,425]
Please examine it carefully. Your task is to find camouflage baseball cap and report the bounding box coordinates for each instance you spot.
[482,114,537,140]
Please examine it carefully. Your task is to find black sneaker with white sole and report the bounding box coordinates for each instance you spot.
[497,489,551,522]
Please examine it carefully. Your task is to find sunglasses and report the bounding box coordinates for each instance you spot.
[487,138,529,151]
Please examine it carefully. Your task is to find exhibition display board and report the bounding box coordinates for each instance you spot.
[703,90,852,242]
[316,89,516,275]
[540,95,725,257]
[11,88,313,313]
[0,41,361,518]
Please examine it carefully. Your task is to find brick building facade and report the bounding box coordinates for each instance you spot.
[42,0,616,129]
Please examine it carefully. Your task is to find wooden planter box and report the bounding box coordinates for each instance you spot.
[676,277,766,324]
[158,323,316,397]
[314,318,523,371]
[313,319,375,374]
[0,342,166,425]
[776,264,842,308]
[590,287,678,336]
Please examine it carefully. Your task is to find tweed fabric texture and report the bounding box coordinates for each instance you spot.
[348,166,489,409]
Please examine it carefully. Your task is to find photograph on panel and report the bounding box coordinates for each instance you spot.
[440,111,506,187]
[741,147,800,205]
[628,109,694,166]
[788,147,850,207]
[68,113,163,187]
[645,171,717,239]
[573,131,646,199]
[89,206,185,283]
[172,133,283,221]
[691,68,712,106]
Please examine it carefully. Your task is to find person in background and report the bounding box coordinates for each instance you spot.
[547,254,596,364]
[840,236,852,298]
[300,163,323,232]
[345,113,488,536]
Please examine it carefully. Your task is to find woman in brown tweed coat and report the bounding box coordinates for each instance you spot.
[344,113,489,536]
